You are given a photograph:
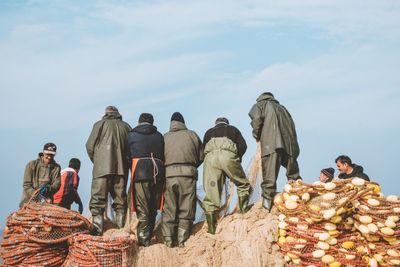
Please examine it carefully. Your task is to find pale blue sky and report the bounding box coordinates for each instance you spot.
[1,0,399,228]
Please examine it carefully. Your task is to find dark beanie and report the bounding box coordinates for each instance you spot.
[171,112,185,123]
[321,167,335,180]
[139,113,154,124]
[215,117,229,125]
[69,158,81,170]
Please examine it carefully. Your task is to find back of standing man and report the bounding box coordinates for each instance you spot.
[86,106,132,235]
[249,92,301,211]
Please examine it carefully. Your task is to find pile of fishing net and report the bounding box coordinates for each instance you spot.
[0,194,92,266]
[275,178,400,267]
[63,234,133,267]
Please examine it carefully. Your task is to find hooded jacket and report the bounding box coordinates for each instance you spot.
[338,164,370,181]
[20,156,61,207]
[86,111,132,178]
[125,123,165,182]
[164,121,204,179]
[249,93,300,158]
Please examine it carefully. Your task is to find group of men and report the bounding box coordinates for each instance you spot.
[19,92,370,248]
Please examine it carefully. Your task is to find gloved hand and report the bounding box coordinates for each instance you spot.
[39,185,50,197]
[78,201,83,214]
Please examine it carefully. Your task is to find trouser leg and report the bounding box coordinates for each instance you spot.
[261,152,281,200]
[202,153,225,213]
[281,153,301,180]
[161,178,179,246]
[89,176,108,216]
[177,177,196,245]
[109,175,127,213]
[134,181,156,246]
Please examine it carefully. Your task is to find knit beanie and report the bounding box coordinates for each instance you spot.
[321,167,335,180]
[171,112,185,123]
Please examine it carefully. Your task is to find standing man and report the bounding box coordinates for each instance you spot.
[20,143,61,207]
[53,158,83,214]
[335,155,370,181]
[249,92,301,211]
[125,113,165,247]
[86,106,131,235]
[202,117,252,234]
[161,112,203,247]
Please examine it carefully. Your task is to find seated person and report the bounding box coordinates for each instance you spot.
[335,155,370,181]
[319,167,335,183]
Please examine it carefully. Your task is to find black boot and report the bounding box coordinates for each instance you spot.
[177,227,189,247]
[115,211,126,229]
[262,198,272,211]
[238,195,252,214]
[205,212,217,234]
[91,214,104,236]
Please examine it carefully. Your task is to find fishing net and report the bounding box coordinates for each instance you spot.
[0,191,92,266]
[275,178,400,266]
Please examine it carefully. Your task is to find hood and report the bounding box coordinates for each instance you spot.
[102,111,122,120]
[169,121,187,132]
[132,123,157,135]
[351,164,364,174]
[256,92,279,103]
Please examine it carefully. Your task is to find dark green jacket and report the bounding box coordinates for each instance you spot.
[249,93,300,158]
[86,111,132,178]
[20,156,61,207]
[164,121,204,179]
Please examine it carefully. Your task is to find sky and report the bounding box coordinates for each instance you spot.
[0,0,399,229]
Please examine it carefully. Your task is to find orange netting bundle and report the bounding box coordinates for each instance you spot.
[63,234,133,267]
[0,191,92,266]
[275,178,400,266]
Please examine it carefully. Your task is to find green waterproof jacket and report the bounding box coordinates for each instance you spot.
[164,121,204,179]
[86,111,132,178]
[20,156,61,207]
[248,93,300,158]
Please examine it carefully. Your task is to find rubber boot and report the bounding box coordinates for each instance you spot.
[177,227,190,247]
[238,194,252,214]
[205,212,217,234]
[115,211,126,229]
[163,236,174,248]
[92,214,104,236]
[137,221,151,247]
[262,198,272,211]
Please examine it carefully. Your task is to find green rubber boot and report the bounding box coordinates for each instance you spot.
[205,212,218,234]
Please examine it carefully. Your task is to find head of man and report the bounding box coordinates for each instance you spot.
[138,113,154,125]
[171,112,185,123]
[105,105,119,114]
[335,155,353,175]
[69,158,81,173]
[42,143,57,166]
[215,117,229,125]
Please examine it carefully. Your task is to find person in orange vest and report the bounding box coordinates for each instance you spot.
[53,158,83,214]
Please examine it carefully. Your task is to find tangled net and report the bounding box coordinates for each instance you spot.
[63,234,133,267]
[275,178,400,266]
[0,191,92,266]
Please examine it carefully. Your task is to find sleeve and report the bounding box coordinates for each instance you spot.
[85,121,102,163]
[248,103,264,141]
[124,134,132,166]
[236,129,247,160]
[203,129,211,150]
[48,166,61,195]
[22,162,35,197]
[195,134,204,167]
[74,174,82,204]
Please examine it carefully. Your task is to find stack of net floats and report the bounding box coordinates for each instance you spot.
[275,178,400,267]
[0,193,92,266]
[0,192,133,267]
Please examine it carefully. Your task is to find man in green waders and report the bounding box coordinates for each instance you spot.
[202,117,252,234]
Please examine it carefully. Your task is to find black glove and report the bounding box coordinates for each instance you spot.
[39,185,50,197]
[78,201,83,214]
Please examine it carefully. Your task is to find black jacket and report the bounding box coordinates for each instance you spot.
[125,123,165,182]
[203,123,247,160]
[338,164,370,181]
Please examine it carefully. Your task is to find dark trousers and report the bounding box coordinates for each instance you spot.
[261,150,300,200]
[89,175,127,216]
[161,177,196,241]
[134,180,164,243]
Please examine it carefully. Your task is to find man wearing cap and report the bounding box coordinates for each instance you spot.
[249,92,301,211]
[53,158,83,214]
[202,117,252,234]
[86,106,132,235]
[125,113,165,246]
[319,167,335,183]
[19,143,61,207]
[161,112,203,247]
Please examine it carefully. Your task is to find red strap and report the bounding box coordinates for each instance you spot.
[130,159,140,212]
